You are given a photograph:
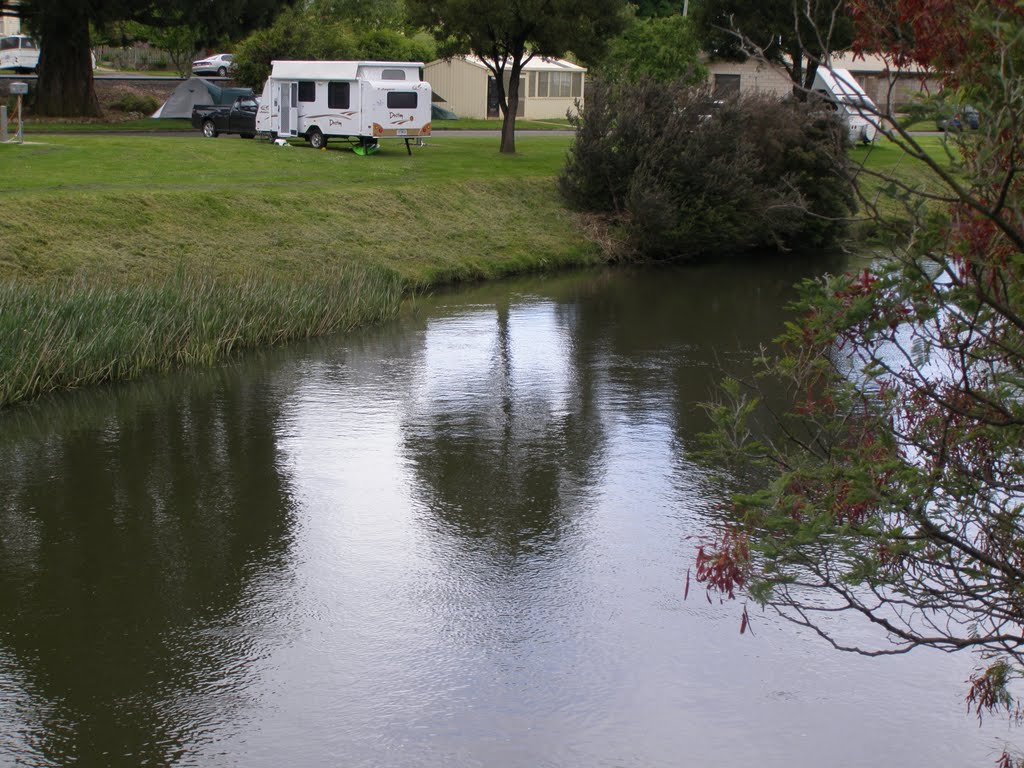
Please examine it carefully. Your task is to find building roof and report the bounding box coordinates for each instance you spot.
[430,55,586,73]
[269,60,424,80]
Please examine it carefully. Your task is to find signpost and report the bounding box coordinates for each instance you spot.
[9,81,28,143]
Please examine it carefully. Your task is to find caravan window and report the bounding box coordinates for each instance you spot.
[328,82,350,109]
[297,81,316,102]
[381,69,405,80]
[387,92,417,109]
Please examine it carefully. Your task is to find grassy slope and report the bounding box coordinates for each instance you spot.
[1,133,588,284]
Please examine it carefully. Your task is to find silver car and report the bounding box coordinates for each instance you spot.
[192,53,234,77]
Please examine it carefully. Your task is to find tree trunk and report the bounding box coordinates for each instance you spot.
[500,65,521,154]
[788,45,806,101]
[34,4,100,117]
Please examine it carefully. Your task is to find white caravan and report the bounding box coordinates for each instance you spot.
[812,67,879,144]
[255,60,432,153]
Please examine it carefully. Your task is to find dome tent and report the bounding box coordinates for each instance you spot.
[153,78,253,118]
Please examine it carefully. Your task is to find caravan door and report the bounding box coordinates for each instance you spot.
[279,82,299,136]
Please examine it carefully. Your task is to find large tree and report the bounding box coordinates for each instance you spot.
[692,0,854,98]
[697,1,1024,762]
[407,0,627,153]
[7,0,287,116]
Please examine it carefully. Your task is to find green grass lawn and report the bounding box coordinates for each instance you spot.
[432,118,572,130]
[848,134,962,231]
[20,117,570,133]
[22,117,195,132]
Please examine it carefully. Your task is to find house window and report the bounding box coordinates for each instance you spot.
[297,81,316,102]
[571,73,582,98]
[328,81,350,109]
[713,74,741,98]
[529,72,536,98]
[556,71,569,97]
[387,91,417,109]
[537,71,572,98]
[381,68,405,80]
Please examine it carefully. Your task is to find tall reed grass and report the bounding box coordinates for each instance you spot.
[0,265,405,408]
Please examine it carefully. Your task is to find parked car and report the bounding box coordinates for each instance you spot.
[937,104,980,131]
[192,53,235,76]
[192,97,258,138]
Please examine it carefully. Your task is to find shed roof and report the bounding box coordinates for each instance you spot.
[430,55,586,73]
[269,60,424,80]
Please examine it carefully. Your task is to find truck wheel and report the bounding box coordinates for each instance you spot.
[217,66,227,76]
[202,119,218,138]
[307,128,326,149]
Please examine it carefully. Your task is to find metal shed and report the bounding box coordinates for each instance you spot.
[424,55,585,120]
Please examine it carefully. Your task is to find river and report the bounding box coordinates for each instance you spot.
[0,261,1010,767]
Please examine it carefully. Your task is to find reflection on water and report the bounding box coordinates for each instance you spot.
[0,261,1008,766]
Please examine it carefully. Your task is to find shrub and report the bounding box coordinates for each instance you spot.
[559,79,856,261]
[107,92,161,114]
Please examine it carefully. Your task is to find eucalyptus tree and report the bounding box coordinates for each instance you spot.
[406,0,627,153]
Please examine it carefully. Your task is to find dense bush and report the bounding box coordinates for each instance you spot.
[559,80,856,261]
[107,91,161,114]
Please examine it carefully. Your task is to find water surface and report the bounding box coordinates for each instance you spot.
[0,263,1009,766]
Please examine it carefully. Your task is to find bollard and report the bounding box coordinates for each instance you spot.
[0,105,7,142]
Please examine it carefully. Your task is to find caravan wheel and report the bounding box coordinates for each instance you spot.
[307,128,327,150]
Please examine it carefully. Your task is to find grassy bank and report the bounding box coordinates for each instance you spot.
[0,133,593,407]
[0,131,954,408]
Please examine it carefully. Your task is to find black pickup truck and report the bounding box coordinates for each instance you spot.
[192,97,258,138]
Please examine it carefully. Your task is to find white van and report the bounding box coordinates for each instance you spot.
[0,35,39,72]
[812,67,879,144]
[255,60,432,153]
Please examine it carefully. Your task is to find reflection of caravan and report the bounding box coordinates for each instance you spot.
[255,60,432,152]
[812,67,879,144]
[0,35,39,72]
